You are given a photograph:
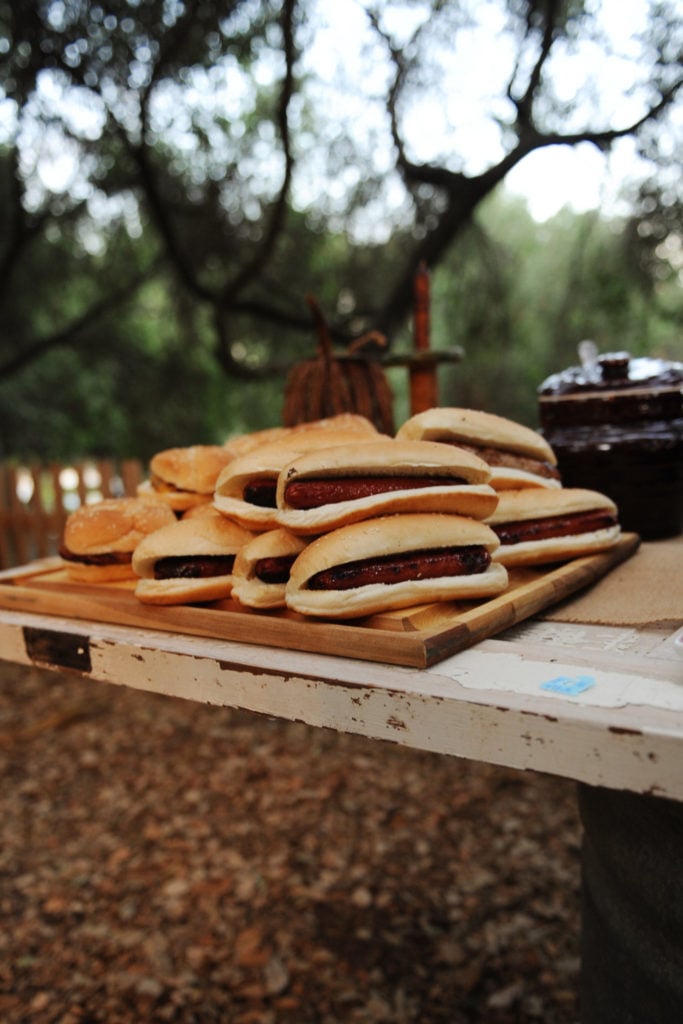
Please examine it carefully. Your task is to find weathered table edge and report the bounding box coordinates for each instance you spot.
[1,606,681,802]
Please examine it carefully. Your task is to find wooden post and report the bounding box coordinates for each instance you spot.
[409,261,438,414]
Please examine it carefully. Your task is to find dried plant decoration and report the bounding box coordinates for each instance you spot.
[282,296,395,434]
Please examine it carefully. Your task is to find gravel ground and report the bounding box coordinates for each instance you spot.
[0,665,581,1024]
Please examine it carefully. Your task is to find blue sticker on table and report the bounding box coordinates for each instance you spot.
[540,674,596,697]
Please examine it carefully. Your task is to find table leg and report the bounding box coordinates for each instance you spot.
[578,783,683,1023]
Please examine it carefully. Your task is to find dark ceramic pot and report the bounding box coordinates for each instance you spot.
[537,345,683,539]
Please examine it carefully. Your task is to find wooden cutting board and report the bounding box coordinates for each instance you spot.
[0,534,639,668]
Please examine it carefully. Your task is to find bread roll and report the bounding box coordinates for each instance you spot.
[486,487,621,565]
[231,528,308,609]
[138,445,235,511]
[276,439,498,535]
[397,407,560,490]
[60,497,176,582]
[285,512,507,618]
[223,413,379,459]
[214,428,383,530]
[133,514,253,604]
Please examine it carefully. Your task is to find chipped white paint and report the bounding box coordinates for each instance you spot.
[1,608,682,801]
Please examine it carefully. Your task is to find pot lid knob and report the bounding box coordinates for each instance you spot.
[598,351,631,381]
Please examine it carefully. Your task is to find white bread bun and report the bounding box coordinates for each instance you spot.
[133,514,253,604]
[286,513,507,619]
[223,426,293,458]
[60,497,177,582]
[231,528,309,609]
[396,407,560,490]
[139,445,236,511]
[181,502,223,520]
[223,413,379,459]
[276,439,498,535]
[486,487,621,566]
[63,561,142,583]
[283,413,381,435]
[214,428,383,530]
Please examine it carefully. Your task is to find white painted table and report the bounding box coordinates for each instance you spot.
[1,603,681,801]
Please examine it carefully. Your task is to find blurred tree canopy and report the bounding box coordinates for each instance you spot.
[0,0,681,458]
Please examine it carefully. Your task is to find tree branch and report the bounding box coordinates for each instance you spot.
[125,134,218,303]
[510,0,564,129]
[368,0,683,341]
[219,0,298,307]
[0,144,56,304]
[0,270,155,380]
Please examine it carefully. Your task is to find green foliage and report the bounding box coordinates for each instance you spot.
[1,1,681,457]
[429,194,683,428]
[2,186,681,458]
[0,320,218,462]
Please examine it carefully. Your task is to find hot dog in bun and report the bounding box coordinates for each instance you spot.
[138,445,236,512]
[231,528,308,609]
[133,514,253,604]
[285,512,508,619]
[486,487,621,566]
[275,439,498,535]
[59,497,177,582]
[214,428,382,531]
[396,407,560,490]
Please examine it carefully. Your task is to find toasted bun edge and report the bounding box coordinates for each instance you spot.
[132,516,253,577]
[276,485,499,535]
[285,563,509,619]
[288,513,501,588]
[493,525,622,565]
[486,487,618,524]
[397,407,557,463]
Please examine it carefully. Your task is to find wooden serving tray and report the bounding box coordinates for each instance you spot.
[0,535,639,668]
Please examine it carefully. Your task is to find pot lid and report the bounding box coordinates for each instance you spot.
[538,341,683,397]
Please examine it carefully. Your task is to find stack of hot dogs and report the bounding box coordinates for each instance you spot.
[59,408,622,619]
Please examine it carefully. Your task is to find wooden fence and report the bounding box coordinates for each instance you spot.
[0,458,144,570]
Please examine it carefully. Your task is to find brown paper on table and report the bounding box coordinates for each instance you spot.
[545,533,683,628]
